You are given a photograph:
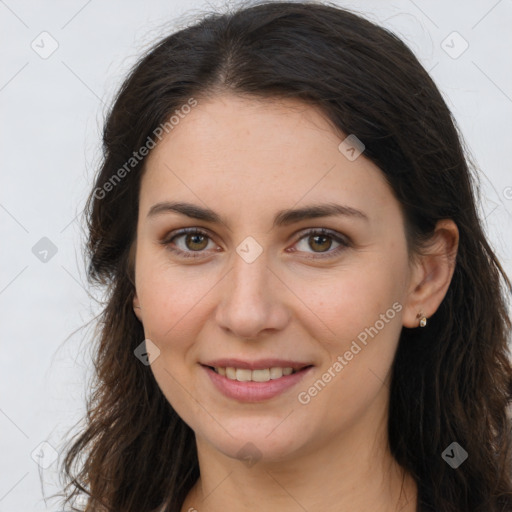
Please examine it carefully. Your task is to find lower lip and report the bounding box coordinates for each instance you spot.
[202,365,313,402]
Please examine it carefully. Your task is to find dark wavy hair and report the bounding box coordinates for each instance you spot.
[57,2,512,511]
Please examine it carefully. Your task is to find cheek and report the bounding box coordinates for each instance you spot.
[134,251,216,425]
[135,242,216,338]
[300,258,406,346]
[297,249,406,411]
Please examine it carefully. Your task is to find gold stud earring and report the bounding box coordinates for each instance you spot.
[416,312,427,328]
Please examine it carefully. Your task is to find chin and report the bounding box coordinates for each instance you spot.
[198,419,310,464]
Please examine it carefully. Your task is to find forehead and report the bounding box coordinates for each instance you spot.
[140,93,394,225]
[148,93,341,166]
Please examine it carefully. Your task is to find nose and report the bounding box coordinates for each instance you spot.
[214,248,290,340]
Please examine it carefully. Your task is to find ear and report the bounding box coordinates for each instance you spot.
[133,292,143,322]
[402,219,459,328]
[128,241,143,322]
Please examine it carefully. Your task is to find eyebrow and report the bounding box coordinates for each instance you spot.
[146,201,368,228]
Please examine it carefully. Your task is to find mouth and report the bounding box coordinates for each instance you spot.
[204,365,312,382]
[200,363,314,402]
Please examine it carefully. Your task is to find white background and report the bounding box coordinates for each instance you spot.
[1,0,511,510]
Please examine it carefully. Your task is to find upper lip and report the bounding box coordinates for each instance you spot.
[201,358,313,371]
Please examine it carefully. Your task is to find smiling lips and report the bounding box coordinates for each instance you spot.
[212,366,297,382]
[201,358,314,401]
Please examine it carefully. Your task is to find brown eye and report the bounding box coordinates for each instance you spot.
[292,228,350,259]
[184,232,209,251]
[161,228,216,259]
[308,234,333,252]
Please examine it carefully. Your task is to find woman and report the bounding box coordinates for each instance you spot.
[59,2,512,511]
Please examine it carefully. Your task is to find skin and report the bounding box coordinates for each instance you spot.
[132,93,459,512]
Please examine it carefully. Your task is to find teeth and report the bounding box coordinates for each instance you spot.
[252,369,270,382]
[236,368,252,382]
[270,367,284,379]
[213,366,298,382]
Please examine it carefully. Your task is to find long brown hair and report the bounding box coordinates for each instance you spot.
[57,2,512,511]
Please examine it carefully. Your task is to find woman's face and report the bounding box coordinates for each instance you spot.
[133,93,418,463]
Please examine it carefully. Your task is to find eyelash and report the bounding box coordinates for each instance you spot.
[160,227,350,260]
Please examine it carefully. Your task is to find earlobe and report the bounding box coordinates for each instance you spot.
[133,293,143,322]
[402,219,459,328]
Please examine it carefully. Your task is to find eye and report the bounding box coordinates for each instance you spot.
[161,228,218,259]
[161,227,350,260]
[289,228,350,259]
